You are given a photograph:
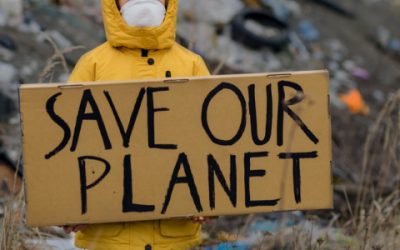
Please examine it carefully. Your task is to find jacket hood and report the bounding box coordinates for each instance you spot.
[102,0,178,50]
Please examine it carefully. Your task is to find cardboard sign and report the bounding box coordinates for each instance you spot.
[20,71,332,227]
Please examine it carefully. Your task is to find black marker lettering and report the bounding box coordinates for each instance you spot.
[162,153,202,214]
[244,152,280,207]
[71,90,111,151]
[123,154,155,212]
[278,151,318,204]
[248,84,273,145]
[45,93,71,159]
[147,87,177,149]
[104,88,146,148]
[208,154,237,209]
[202,82,247,145]
[78,156,111,214]
[277,81,319,146]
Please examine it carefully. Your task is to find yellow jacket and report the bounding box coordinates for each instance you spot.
[68,0,210,249]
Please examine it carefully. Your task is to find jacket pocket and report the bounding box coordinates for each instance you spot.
[159,219,200,238]
[80,223,124,238]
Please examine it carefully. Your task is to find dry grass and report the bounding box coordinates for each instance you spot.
[1,191,27,250]
[353,89,400,250]
[38,32,84,83]
[357,90,400,211]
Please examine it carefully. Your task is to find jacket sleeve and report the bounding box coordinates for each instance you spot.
[193,55,210,76]
[68,53,96,83]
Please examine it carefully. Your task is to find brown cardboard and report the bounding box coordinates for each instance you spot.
[19,71,333,227]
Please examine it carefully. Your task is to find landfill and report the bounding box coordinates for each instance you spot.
[1,0,400,249]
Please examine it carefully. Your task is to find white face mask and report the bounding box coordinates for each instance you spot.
[120,0,166,28]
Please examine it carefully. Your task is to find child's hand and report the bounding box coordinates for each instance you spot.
[191,216,212,224]
[62,224,87,234]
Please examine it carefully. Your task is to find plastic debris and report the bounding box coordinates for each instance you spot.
[179,0,244,24]
[288,31,311,61]
[375,26,400,58]
[259,0,293,21]
[27,238,78,250]
[0,46,15,61]
[18,13,42,34]
[339,89,370,115]
[372,90,385,104]
[376,26,391,46]
[351,68,370,80]
[297,20,320,42]
[0,34,17,51]
[231,9,289,51]
[210,242,250,250]
[0,62,17,84]
[20,60,39,78]
[387,38,400,52]
[0,0,23,27]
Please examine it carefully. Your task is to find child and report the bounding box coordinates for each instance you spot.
[65,0,210,249]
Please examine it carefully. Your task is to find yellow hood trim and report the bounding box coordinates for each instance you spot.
[102,0,178,50]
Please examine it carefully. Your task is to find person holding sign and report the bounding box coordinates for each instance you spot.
[64,0,210,249]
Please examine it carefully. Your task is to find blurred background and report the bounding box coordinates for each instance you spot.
[0,0,399,249]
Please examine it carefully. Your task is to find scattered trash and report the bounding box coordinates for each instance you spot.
[231,9,289,51]
[259,0,301,21]
[28,237,78,250]
[0,46,15,61]
[375,27,400,59]
[387,38,400,52]
[376,26,391,47]
[330,81,346,109]
[297,20,320,42]
[179,0,244,24]
[20,60,40,78]
[372,89,385,103]
[0,62,17,84]
[0,0,23,27]
[339,89,370,115]
[351,67,370,81]
[18,13,42,34]
[288,31,311,60]
[0,34,17,51]
[207,242,250,250]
